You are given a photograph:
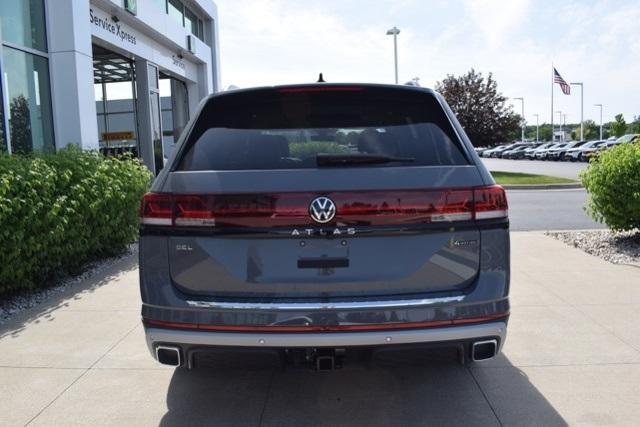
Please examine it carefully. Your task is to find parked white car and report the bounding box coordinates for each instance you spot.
[565,140,605,162]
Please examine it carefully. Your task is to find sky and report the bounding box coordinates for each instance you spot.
[213,0,640,125]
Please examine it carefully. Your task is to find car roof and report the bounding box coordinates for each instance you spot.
[209,83,438,102]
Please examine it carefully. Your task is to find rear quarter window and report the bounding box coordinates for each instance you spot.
[177,87,470,171]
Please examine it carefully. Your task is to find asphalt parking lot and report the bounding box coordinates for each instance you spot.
[482,158,588,181]
[480,158,603,231]
[2,233,639,426]
[507,188,604,231]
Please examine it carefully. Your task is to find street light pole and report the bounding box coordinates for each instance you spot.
[594,104,603,140]
[555,110,562,141]
[533,114,539,142]
[386,27,400,84]
[571,82,584,140]
[513,97,525,142]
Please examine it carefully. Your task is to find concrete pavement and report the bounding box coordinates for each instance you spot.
[2,233,640,426]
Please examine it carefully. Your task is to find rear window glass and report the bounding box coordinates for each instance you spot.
[177,87,469,171]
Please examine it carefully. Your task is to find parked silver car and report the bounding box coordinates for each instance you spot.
[565,140,605,162]
[524,142,553,160]
[139,84,510,370]
[482,144,512,158]
[534,143,565,160]
[548,140,588,161]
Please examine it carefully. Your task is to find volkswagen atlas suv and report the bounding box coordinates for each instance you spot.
[139,83,510,370]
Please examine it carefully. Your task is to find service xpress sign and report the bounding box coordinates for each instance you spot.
[90,9,137,45]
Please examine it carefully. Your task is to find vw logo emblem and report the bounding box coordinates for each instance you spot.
[309,196,336,224]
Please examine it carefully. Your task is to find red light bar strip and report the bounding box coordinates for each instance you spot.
[278,86,365,93]
[139,185,507,228]
[143,312,509,333]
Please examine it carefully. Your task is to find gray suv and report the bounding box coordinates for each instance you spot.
[139,83,510,369]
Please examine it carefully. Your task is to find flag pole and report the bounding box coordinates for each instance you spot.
[551,63,554,142]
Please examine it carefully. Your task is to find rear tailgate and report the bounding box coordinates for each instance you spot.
[160,167,492,298]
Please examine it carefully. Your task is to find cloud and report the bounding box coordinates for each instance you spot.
[216,0,393,87]
[463,0,532,48]
[214,0,640,123]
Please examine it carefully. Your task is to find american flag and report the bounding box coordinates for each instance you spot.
[554,68,571,95]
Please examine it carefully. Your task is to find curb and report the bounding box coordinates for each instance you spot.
[502,183,584,190]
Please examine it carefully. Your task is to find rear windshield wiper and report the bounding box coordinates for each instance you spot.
[316,153,415,167]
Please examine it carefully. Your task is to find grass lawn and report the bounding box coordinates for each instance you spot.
[491,171,578,185]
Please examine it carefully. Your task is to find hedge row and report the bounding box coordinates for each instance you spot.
[0,147,152,295]
[581,141,640,231]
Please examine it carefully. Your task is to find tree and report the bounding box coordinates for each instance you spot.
[525,123,553,141]
[435,69,520,147]
[630,115,640,134]
[571,120,599,140]
[610,114,627,138]
[539,124,553,141]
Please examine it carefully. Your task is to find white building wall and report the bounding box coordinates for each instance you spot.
[46,0,100,150]
[45,0,220,153]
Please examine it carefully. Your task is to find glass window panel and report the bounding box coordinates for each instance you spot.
[184,8,198,34]
[159,78,171,97]
[0,0,47,51]
[106,112,136,133]
[105,81,134,101]
[147,64,158,90]
[94,83,104,113]
[161,109,173,130]
[106,98,135,114]
[96,115,106,134]
[198,20,204,40]
[151,0,167,13]
[3,46,54,153]
[104,81,135,112]
[167,0,183,26]
[160,96,172,111]
[150,92,164,173]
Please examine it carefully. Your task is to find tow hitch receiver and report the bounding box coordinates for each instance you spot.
[314,348,345,371]
[316,354,335,371]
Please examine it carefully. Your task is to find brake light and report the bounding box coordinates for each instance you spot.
[140,193,172,226]
[277,86,364,93]
[474,185,508,220]
[174,195,216,226]
[139,186,507,228]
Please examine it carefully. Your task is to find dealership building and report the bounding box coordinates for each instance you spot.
[0,0,220,174]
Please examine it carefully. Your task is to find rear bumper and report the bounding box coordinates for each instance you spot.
[144,320,507,360]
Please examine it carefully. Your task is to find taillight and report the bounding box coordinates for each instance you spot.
[474,185,508,220]
[140,193,172,226]
[140,186,507,228]
[174,195,216,226]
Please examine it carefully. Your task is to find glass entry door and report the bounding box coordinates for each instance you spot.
[159,73,189,159]
[148,64,164,174]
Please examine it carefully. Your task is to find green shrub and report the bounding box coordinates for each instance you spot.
[580,142,640,231]
[0,146,152,295]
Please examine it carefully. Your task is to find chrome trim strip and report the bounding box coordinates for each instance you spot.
[145,321,507,348]
[185,295,465,311]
